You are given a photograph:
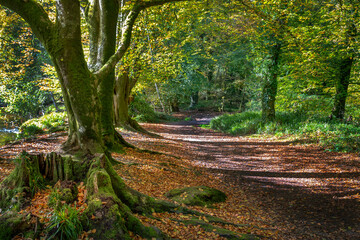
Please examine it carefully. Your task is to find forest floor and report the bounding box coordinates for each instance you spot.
[1,111,360,239]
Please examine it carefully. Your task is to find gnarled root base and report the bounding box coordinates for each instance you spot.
[117,118,161,138]
[0,152,168,239]
[0,152,259,240]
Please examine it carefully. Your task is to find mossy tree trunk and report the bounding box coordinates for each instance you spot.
[114,69,139,129]
[85,0,120,148]
[51,0,103,154]
[0,0,187,239]
[331,56,354,120]
[114,67,157,134]
[331,23,356,120]
[261,39,281,123]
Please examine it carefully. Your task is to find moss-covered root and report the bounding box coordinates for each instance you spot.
[0,152,77,211]
[165,186,227,207]
[0,151,43,211]
[0,211,33,240]
[175,218,260,240]
[84,155,167,239]
[128,118,161,138]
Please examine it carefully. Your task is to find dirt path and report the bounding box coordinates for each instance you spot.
[128,113,360,239]
[1,113,360,239]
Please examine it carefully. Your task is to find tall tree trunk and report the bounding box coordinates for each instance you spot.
[114,70,154,135]
[261,41,281,123]
[331,57,354,120]
[86,0,120,148]
[51,0,103,154]
[331,21,356,120]
[114,71,133,126]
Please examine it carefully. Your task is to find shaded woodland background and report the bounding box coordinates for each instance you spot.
[1,1,359,141]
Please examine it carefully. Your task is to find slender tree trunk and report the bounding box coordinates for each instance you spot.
[49,92,59,112]
[155,82,166,112]
[261,41,281,123]
[189,91,199,109]
[331,57,354,120]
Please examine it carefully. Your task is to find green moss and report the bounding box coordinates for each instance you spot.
[0,211,31,240]
[86,168,116,197]
[83,197,130,240]
[179,218,259,240]
[165,186,227,207]
[125,212,165,239]
[63,157,74,180]
[0,152,46,210]
[19,112,67,138]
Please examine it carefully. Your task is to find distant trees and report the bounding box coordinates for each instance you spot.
[1,0,360,126]
[0,7,58,120]
[236,0,360,121]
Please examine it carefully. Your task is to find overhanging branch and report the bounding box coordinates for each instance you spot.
[94,0,189,81]
[0,0,56,53]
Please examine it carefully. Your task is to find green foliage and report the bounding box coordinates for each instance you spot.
[28,174,47,197]
[0,7,61,121]
[210,111,360,152]
[0,132,17,146]
[129,96,158,123]
[19,112,67,138]
[128,2,255,113]
[129,95,174,123]
[47,190,61,209]
[46,204,82,240]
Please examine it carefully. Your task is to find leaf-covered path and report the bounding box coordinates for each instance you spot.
[1,113,360,239]
[126,112,360,239]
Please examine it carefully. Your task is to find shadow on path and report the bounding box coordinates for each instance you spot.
[140,115,360,239]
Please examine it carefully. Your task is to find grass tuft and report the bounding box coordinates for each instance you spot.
[210,111,360,152]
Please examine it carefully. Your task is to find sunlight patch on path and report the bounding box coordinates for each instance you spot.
[139,122,360,200]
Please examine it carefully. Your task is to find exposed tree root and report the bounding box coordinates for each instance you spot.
[0,151,261,240]
[119,118,161,138]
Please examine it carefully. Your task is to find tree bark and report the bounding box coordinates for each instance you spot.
[114,70,134,126]
[87,0,120,148]
[331,57,354,120]
[331,21,356,120]
[261,41,281,123]
[189,91,199,109]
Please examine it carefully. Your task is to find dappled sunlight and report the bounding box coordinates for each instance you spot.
[124,117,360,239]
[142,123,360,191]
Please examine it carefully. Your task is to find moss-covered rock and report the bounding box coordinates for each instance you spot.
[165,186,227,207]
